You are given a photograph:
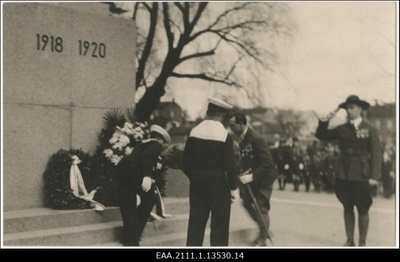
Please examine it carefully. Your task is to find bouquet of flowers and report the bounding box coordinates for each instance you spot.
[103,122,150,165]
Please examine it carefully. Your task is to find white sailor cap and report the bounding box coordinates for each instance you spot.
[150,125,171,144]
[208,97,233,110]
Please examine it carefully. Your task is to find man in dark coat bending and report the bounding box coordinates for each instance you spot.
[116,125,170,246]
[229,112,277,246]
[183,97,239,246]
[315,95,381,246]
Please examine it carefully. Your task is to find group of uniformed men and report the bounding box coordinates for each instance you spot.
[272,138,341,193]
[118,94,386,248]
[183,94,383,247]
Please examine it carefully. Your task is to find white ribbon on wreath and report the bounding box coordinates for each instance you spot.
[70,155,105,211]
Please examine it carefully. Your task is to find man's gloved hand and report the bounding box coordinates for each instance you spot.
[142,176,152,192]
[240,173,254,184]
[368,178,378,186]
[231,189,239,203]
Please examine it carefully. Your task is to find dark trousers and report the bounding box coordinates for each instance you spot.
[335,179,372,245]
[242,184,272,241]
[119,183,156,246]
[334,179,372,214]
[187,175,231,246]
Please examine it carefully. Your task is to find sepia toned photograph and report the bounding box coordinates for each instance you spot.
[1,1,398,249]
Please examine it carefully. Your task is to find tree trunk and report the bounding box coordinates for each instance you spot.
[134,80,167,123]
[134,52,180,122]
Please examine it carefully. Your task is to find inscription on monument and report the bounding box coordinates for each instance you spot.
[78,40,106,58]
[36,34,63,52]
[36,34,107,58]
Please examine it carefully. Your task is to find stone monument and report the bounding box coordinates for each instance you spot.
[3,2,136,210]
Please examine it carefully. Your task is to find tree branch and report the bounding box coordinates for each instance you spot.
[188,2,208,33]
[132,2,140,20]
[136,2,158,89]
[174,2,189,31]
[188,2,253,43]
[162,3,174,49]
[215,31,267,67]
[208,2,253,31]
[178,49,216,64]
[174,2,185,13]
[215,20,267,33]
[225,55,243,80]
[169,18,184,34]
[141,2,152,12]
[171,72,239,86]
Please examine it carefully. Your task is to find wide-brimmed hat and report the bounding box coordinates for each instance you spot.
[150,125,171,144]
[339,95,370,110]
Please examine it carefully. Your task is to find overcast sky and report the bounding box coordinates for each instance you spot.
[161,2,397,119]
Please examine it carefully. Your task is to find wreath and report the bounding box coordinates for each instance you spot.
[43,149,95,209]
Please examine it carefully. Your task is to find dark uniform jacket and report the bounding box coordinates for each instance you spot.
[240,128,277,189]
[315,120,381,181]
[183,120,238,190]
[117,140,163,188]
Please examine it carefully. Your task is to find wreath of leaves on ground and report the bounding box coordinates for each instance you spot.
[43,149,95,210]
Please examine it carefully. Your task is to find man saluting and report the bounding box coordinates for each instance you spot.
[183,97,239,246]
[315,95,381,247]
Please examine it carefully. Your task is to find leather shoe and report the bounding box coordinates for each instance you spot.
[343,239,355,246]
[254,237,273,247]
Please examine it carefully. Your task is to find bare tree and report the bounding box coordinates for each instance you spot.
[111,2,292,122]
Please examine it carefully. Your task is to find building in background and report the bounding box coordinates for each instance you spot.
[150,100,188,144]
[150,100,185,129]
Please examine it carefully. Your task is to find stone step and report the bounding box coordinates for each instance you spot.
[4,221,122,246]
[4,197,189,234]
[3,207,121,235]
[3,213,189,246]
[3,198,259,247]
[141,224,258,247]
[98,225,258,247]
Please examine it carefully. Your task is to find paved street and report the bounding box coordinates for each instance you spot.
[231,182,397,248]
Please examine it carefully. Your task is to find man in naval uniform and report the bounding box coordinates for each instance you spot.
[183,98,239,246]
[315,95,381,247]
[116,125,171,246]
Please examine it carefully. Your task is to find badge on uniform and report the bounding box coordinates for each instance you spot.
[356,128,369,139]
[242,144,254,159]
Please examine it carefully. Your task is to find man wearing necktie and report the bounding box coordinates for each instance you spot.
[315,95,381,247]
[229,112,277,246]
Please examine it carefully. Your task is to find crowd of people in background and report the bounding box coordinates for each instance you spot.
[270,137,396,199]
